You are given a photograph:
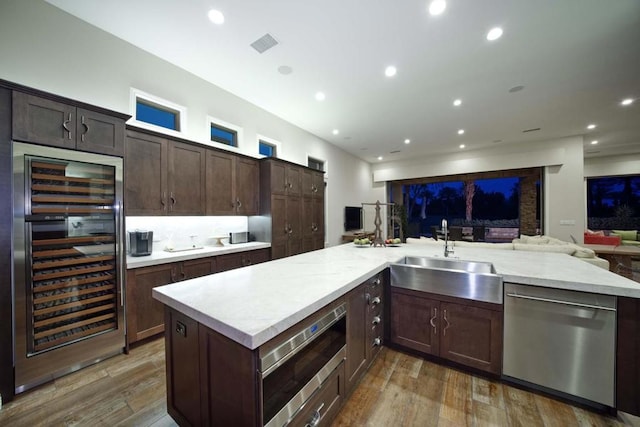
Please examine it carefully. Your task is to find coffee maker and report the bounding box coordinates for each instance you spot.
[128,230,153,256]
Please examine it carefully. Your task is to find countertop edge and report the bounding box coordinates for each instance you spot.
[127,242,271,269]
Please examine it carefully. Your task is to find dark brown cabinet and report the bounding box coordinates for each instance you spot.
[216,248,270,272]
[205,150,259,216]
[390,288,503,375]
[258,159,324,260]
[270,194,302,259]
[346,271,385,395]
[125,129,206,216]
[267,160,302,196]
[617,297,640,416]
[13,91,125,156]
[126,257,216,345]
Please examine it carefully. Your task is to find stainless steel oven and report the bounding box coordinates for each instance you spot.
[261,303,346,427]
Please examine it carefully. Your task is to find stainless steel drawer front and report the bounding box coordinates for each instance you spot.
[503,283,616,406]
[260,303,346,377]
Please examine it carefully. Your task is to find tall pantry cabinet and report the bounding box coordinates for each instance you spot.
[255,159,325,260]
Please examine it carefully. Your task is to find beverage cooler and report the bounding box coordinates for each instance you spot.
[12,141,125,393]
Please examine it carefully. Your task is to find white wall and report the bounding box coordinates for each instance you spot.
[584,154,640,177]
[0,1,376,246]
[370,136,586,242]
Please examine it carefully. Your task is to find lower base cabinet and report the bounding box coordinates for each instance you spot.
[126,249,269,346]
[390,287,503,375]
[617,297,640,416]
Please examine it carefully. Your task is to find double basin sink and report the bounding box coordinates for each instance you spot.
[390,256,504,304]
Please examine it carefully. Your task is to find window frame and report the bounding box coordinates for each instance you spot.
[129,88,187,137]
[257,134,281,159]
[206,116,244,153]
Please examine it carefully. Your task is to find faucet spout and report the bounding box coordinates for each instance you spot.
[441,219,454,257]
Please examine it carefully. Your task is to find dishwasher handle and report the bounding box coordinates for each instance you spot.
[505,292,616,312]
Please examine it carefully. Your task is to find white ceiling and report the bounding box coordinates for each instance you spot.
[46,0,640,163]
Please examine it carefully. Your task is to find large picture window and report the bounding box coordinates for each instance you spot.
[587,175,640,230]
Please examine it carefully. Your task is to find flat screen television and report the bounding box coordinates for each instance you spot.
[344,206,363,231]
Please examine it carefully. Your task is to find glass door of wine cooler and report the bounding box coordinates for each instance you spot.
[13,142,125,393]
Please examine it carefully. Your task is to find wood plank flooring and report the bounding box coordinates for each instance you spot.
[0,338,638,426]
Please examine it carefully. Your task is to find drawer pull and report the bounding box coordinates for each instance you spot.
[370,296,381,305]
[372,315,381,325]
[305,402,325,427]
[430,307,437,335]
[373,337,381,346]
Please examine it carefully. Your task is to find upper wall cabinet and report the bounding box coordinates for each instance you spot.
[205,150,259,216]
[12,91,125,157]
[302,168,324,199]
[267,160,302,196]
[125,129,206,216]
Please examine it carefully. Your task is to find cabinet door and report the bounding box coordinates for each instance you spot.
[125,131,168,216]
[181,257,216,280]
[287,195,303,256]
[302,169,314,198]
[313,197,324,248]
[312,172,324,199]
[244,248,270,266]
[302,197,315,241]
[269,161,287,195]
[168,141,206,215]
[271,194,288,247]
[205,150,236,215]
[126,263,176,344]
[346,285,368,395]
[216,252,244,272]
[439,302,502,375]
[236,157,259,215]
[286,165,302,196]
[76,108,125,156]
[390,291,439,355]
[13,91,76,149]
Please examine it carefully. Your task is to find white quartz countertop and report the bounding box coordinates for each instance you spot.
[127,242,271,269]
[152,243,640,350]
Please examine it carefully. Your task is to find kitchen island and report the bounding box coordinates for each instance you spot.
[153,243,640,426]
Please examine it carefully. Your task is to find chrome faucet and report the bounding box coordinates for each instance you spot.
[442,219,454,257]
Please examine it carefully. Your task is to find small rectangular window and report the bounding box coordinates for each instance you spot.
[211,124,237,147]
[308,157,325,171]
[136,100,180,131]
[259,140,277,157]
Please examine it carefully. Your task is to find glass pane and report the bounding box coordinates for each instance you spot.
[211,125,236,146]
[259,141,275,157]
[136,101,178,130]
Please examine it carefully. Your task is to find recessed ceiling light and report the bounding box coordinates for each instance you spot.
[332,129,339,135]
[428,0,447,16]
[486,27,503,41]
[377,156,383,161]
[404,139,411,144]
[384,66,397,77]
[621,98,634,106]
[278,65,293,75]
[459,144,466,149]
[207,9,225,25]
[509,85,524,93]
[453,99,462,106]
[457,129,465,135]
[315,91,326,101]
[591,140,599,145]
[587,124,597,130]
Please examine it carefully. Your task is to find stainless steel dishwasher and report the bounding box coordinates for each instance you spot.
[503,283,616,407]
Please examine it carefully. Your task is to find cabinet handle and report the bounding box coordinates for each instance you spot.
[443,309,451,336]
[305,402,325,427]
[370,296,381,305]
[284,225,289,235]
[430,307,438,335]
[288,182,293,189]
[180,265,186,279]
[170,268,177,283]
[372,315,381,325]
[288,226,293,235]
[373,278,381,286]
[63,112,72,140]
[80,115,89,142]
[161,192,167,209]
[236,198,242,209]
[373,337,381,347]
[169,192,176,209]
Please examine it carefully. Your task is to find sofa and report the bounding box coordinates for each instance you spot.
[610,230,640,247]
[406,234,610,270]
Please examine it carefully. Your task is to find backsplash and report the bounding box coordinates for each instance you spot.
[126,216,249,251]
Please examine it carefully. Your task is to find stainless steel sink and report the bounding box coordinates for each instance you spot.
[390,256,503,304]
[398,256,497,274]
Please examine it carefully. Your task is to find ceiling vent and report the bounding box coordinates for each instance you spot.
[389,150,401,154]
[522,127,541,133]
[251,33,279,54]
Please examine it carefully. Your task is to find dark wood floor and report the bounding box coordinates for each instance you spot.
[0,338,638,426]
